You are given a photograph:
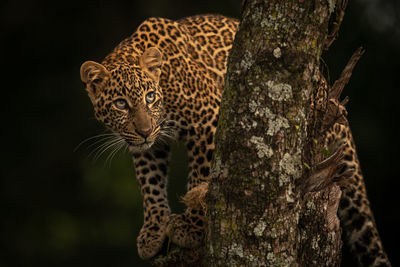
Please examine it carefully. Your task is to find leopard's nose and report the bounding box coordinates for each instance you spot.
[136,127,153,138]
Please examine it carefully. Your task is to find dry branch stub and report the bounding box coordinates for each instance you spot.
[329,47,365,100]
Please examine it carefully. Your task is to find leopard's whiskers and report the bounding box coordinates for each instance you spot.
[105,139,127,167]
[88,135,118,158]
[74,132,116,152]
[92,135,125,162]
[77,131,128,166]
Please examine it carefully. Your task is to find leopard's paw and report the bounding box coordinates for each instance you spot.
[137,223,167,259]
[167,212,205,248]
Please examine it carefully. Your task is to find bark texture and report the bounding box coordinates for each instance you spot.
[206,1,343,266]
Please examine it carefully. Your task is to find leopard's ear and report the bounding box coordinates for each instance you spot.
[139,47,163,82]
[80,61,109,101]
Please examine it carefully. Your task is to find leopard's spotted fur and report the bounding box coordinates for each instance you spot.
[80,14,390,265]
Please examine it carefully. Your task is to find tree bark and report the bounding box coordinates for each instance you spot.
[206,1,345,266]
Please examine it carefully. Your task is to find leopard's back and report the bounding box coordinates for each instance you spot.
[178,14,238,89]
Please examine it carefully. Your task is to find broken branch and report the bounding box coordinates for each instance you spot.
[329,47,365,100]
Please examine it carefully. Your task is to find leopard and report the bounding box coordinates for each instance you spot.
[80,14,390,266]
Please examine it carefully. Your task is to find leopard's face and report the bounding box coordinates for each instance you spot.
[98,66,164,151]
[81,48,165,152]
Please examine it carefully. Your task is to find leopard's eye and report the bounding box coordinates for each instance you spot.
[114,99,128,110]
[145,91,156,104]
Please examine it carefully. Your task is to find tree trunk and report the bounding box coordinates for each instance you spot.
[206,1,346,266]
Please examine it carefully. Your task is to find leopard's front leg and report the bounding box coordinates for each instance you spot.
[132,145,171,259]
[167,124,214,248]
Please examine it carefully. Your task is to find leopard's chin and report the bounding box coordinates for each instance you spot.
[128,141,154,153]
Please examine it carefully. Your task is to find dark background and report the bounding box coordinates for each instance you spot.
[1,0,399,266]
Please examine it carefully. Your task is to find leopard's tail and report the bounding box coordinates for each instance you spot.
[335,124,391,266]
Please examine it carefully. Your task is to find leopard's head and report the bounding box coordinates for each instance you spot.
[80,47,165,152]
